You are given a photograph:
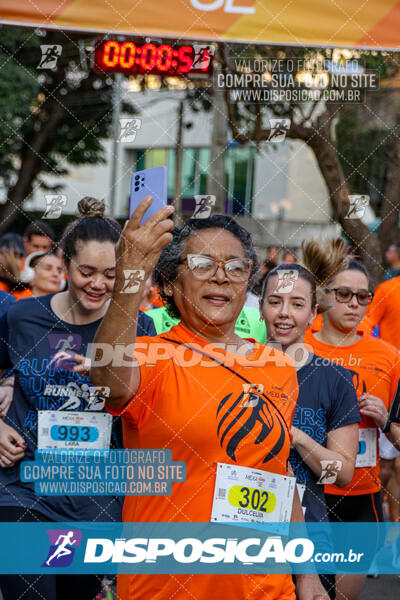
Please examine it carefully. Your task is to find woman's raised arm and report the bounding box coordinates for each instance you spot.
[90,197,174,409]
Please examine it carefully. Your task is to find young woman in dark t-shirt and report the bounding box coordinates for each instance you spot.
[260,260,360,600]
[0,198,155,600]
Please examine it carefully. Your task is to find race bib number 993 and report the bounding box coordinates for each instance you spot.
[38,411,112,450]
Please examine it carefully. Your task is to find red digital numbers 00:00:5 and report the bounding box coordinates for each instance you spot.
[94,41,209,76]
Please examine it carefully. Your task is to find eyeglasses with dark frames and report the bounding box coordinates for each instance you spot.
[325,286,373,306]
[182,254,252,282]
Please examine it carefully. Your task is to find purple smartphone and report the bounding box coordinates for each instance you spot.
[129,166,168,225]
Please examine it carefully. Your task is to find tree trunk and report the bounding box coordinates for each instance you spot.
[222,70,388,287]
[307,110,383,287]
[0,101,65,235]
[378,133,400,253]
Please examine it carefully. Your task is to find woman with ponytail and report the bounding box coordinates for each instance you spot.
[0,198,156,600]
[260,249,360,600]
[302,238,400,600]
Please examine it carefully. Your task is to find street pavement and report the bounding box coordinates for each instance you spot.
[360,575,400,599]
[1,575,399,599]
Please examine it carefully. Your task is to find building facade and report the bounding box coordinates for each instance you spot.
[24,88,340,254]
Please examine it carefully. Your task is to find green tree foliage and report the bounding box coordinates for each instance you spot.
[336,107,388,216]
[221,44,400,283]
[0,26,136,231]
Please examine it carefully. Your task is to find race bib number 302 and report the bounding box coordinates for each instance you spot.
[211,463,296,525]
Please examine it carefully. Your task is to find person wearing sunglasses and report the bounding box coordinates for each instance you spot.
[303,240,400,600]
[91,198,328,600]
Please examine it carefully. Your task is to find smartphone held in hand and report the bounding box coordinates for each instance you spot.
[129,166,168,224]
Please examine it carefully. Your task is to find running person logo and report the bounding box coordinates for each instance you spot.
[274,269,299,294]
[216,388,286,464]
[192,45,214,69]
[345,195,369,219]
[317,460,342,484]
[268,118,291,143]
[48,334,82,354]
[192,195,216,218]
[43,194,67,219]
[118,118,142,143]
[43,382,108,410]
[42,529,82,567]
[121,270,145,294]
[47,334,83,370]
[240,383,264,408]
[38,45,62,69]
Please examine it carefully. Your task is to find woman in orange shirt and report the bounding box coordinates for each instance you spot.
[91,198,327,600]
[303,239,400,600]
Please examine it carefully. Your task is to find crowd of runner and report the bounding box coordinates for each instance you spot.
[0,197,399,600]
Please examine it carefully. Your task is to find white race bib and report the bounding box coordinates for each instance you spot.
[211,463,296,525]
[37,410,112,450]
[355,428,377,468]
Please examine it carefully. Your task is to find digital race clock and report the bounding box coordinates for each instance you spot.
[94,40,214,77]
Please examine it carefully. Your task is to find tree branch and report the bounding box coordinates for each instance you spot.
[0,101,65,234]
[306,115,383,286]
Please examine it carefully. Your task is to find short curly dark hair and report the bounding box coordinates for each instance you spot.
[153,215,258,320]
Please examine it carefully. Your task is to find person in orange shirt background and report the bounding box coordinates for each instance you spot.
[302,239,400,600]
[139,273,164,311]
[364,274,400,350]
[91,199,328,600]
[360,261,400,527]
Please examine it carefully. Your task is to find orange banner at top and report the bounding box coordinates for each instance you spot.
[1,0,400,49]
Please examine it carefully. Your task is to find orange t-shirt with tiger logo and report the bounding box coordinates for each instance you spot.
[108,323,299,600]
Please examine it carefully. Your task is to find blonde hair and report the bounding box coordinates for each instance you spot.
[301,238,349,313]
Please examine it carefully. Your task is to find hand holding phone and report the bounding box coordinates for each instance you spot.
[129,166,168,225]
[116,196,174,287]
